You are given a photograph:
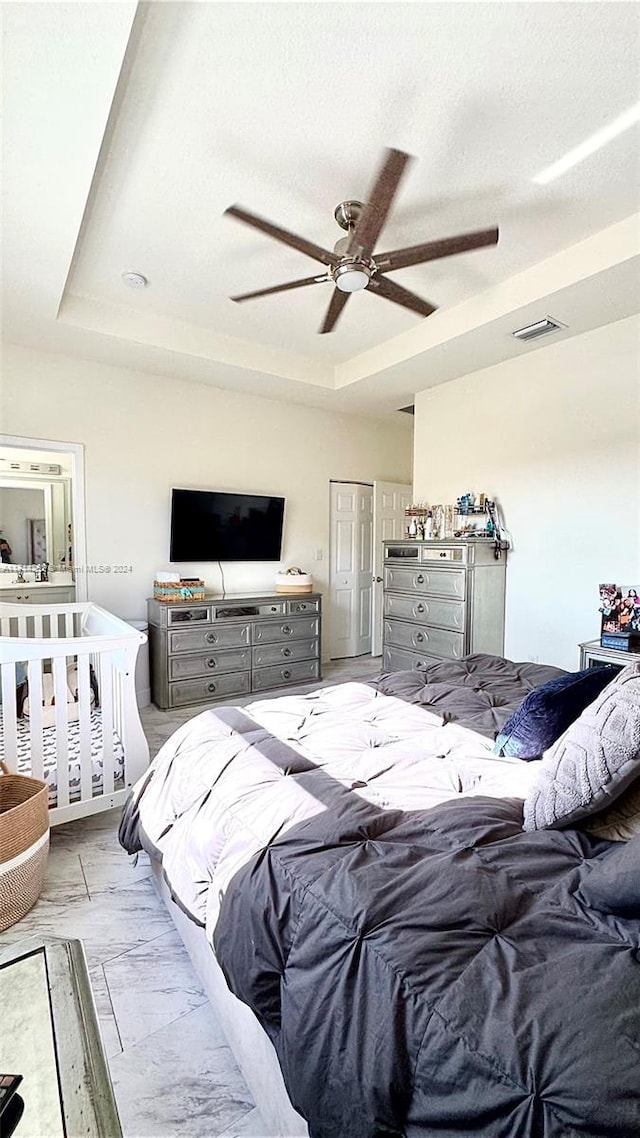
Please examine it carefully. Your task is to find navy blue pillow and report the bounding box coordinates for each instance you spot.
[494,665,619,760]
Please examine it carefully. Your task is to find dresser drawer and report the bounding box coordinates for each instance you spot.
[169,671,251,707]
[168,606,211,625]
[252,616,319,644]
[384,618,464,661]
[285,598,320,614]
[252,658,320,692]
[382,646,440,672]
[252,639,318,667]
[383,593,465,632]
[169,623,251,654]
[169,648,251,680]
[384,566,465,600]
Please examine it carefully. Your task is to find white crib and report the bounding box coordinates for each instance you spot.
[0,602,150,825]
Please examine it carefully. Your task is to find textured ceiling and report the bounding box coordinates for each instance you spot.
[3,1,640,414]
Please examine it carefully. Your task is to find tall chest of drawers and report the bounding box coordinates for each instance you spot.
[147,592,321,709]
[382,540,506,672]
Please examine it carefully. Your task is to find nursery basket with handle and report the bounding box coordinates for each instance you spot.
[0,759,50,932]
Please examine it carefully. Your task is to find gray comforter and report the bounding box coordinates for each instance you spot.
[216,792,640,1138]
[369,652,566,737]
[121,655,640,1137]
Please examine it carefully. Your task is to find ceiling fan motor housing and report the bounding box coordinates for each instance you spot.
[332,259,372,292]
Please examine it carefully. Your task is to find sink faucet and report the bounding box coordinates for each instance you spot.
[14,566,26,584]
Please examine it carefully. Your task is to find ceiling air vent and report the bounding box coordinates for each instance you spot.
[512,316,566,342]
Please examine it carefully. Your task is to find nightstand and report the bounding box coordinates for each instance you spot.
[579,639,640,669]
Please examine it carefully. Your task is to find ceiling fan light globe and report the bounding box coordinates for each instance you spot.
[334,265,371,292]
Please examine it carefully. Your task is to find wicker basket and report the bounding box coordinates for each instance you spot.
[153,580,206,603]
[0,760,50,932]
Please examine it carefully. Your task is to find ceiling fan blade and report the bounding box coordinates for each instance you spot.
[348,148,412,261]
[231,274,328,302]
[319,288,350,334]
[367,275,437,318]
[375,227,499,273]
[224,205,338,267]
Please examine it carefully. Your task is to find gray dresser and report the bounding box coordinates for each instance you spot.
[382,540,507,672]
[147,592,322,709]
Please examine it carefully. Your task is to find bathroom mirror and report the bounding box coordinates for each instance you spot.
[0,478,71,567]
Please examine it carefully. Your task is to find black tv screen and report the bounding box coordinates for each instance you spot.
[170,489,285,562]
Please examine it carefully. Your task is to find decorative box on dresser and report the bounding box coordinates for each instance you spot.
[382,539,507,671]
[147,592,322,709]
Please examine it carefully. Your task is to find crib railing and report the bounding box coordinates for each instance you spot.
[0,602,150,824]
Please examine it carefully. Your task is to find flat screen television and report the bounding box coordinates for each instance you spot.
[170,488,285,562]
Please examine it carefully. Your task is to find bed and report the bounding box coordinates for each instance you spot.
[119,654,640,1138]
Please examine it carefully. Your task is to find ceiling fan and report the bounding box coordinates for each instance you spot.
[224,148,499,334]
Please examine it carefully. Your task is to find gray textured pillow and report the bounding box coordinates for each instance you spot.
[523,661,640,832]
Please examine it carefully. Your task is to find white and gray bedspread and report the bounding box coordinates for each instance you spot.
[121,676,544,932]
[120,655,640,1137]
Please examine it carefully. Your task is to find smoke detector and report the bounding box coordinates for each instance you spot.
[122,271,149,289]
[512,316,566,342]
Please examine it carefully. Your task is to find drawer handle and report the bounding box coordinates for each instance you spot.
[415,632,425,643]
[439,552,448,559]
[207,682,217,693]
[185,611,193,620]
[281,625,293,635]
[206,657,217,669]
[205,632,217,644]
[282,669,292,680]
[415,603,425,614]
[282,647,292,658]
[416,574,425,585]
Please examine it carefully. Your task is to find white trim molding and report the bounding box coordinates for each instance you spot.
[0,435,88,602]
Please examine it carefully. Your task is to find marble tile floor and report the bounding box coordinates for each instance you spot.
[0,656,381,1138]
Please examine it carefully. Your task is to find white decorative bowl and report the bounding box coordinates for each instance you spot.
[274,571,313,594]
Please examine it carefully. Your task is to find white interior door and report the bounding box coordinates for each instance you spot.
[329,482,374,659]
[371,481,412,656]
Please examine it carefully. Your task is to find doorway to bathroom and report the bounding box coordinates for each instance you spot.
[0,434,88,600]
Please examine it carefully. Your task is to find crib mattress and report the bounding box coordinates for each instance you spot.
[0,709,125,807]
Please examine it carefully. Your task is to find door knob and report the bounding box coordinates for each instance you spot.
[372,575,383,583]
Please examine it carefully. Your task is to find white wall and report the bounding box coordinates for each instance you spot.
[1,344,412,656]
[413,314,640,671]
